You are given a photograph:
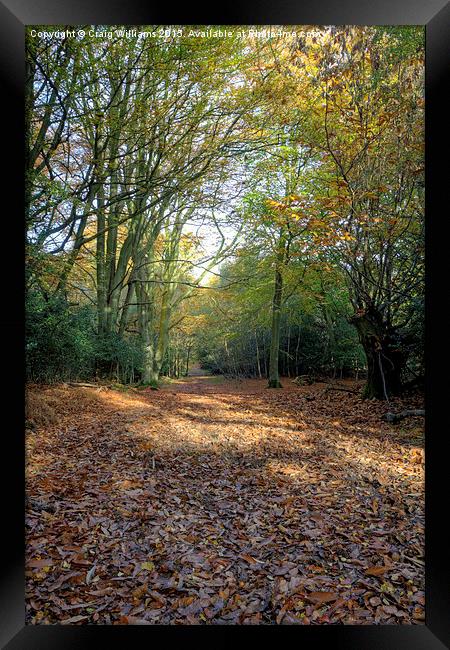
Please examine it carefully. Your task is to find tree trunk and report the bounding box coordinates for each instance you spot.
[350,306,406,400]
[255,331,262,379]
[136,255,157,386]
[185,345,191,377]
[295,326,301,377]
[286,324,291,378]
[142,288,171,385]
[96,184,107,334]
[268,267,283,388]
[25,39,36,229]
[118,278,135,337]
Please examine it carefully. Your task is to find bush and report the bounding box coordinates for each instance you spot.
[26,291,97,382]
[94,331,144,384]
[26,290,144,384]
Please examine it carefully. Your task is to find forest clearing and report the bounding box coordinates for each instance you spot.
[25,376,424,625]
[25,24,425,626]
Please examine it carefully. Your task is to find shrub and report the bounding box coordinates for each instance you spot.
[26,290,144,384]
[26,291,97,382]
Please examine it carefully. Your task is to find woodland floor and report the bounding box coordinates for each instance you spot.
[25,375,425,625]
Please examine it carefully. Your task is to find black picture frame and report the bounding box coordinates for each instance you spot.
[1,0,448,647]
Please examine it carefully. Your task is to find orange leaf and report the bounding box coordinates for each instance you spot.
[119,615,152,625]
[306,591,338,604]
[365,566,389,576]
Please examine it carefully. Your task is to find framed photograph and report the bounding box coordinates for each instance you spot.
[1,0,448,647]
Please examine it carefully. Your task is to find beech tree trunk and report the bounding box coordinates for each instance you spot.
[255,331,262,379]
[350,306,406,400]
[185,345,191,377]
[268,267,283,388]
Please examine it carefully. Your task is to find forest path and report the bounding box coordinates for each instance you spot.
[186,364,210,377]
[26,379,425,625]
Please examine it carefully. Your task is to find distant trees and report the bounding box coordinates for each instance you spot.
[195,251,365,381]
[237,139,327,387]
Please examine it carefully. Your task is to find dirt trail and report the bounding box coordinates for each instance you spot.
[25,377,425,625]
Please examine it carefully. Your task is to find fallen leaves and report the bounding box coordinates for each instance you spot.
[140,561,155,571]
[365,566,390,576]
[25,378,424,625]
[119,615,152,625]
[85,565,96,585]
[27,558,54,569]
[306,591,339,604]
[47,571,83,592]
[61,614,89,624]
[240,554,260,565]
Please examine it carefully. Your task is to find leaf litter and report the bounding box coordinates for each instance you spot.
[25,377,424,625]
